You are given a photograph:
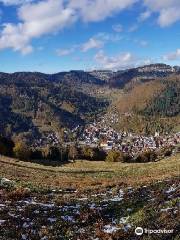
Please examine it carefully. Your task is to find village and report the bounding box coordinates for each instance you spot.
[32,111,180,159]
[77,121,180,157]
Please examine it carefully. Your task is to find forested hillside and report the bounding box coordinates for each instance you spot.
[113,74,180,134]
[144,77,180,117]
[0,64,179,141]
[0,72,108,141]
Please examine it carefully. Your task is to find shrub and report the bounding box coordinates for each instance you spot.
[156,146,174,158]
[122,153,133,163]
[81,146,94,160]
[135,150,157,163]
[105,150,124,162]
[163,147,173,157]
[68,145,78,160]
[93,147,107,161]
[7,188,30,201]
[42,146,68,162]
[30,149,43,160]
[42,146,50,159]
[0,136,14,157]
[48,146,61,160]
[13,142,31,160]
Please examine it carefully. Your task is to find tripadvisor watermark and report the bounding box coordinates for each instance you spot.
[135,227,174,236]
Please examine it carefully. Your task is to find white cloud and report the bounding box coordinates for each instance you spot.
[2,0,179,55]
[95,32,123,42]
[128,24,139,32]
[68,0,137,22]
[138,10,151,22]
[134,39,148,47]
[0,0,137,54]
[144,0,180,11]
[56,32,123,56]
[0,23,33,54]
[141,58,154,65]
[56,47,76,56]
[94,50,154,70]
[157,8,180,27]
[163,48,180,61]
[80,32,122,53]
[139,40,148,47]
[81,37,104,52]
[18,0,76,38]
[112,24,123,32]
[94,50,136,70]
[0,0,76,54]
[144,0,180,27]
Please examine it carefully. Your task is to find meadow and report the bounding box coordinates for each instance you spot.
[0,153,179,192]
[0,154,179,239]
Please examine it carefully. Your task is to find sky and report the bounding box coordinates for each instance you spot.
[0,0,180,73]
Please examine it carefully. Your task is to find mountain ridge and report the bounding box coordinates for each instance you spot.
[0,63,179,142]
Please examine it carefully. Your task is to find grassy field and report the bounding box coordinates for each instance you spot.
[0,153,179,191]
[0,154,179,239]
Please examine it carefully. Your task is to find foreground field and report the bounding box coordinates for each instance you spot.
[0,177,179,240]
[0,154,179,239]
[0,154,179,191]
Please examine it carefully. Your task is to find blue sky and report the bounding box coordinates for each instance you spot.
[0,0,180,73]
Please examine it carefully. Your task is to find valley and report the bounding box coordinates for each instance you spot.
[1,1,180,239]
[0,63,180,240]
[0,63,180,144]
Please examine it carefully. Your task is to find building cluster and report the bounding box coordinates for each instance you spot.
[31,114,180,158]
[78,121,180,157]
[32,132,60,148]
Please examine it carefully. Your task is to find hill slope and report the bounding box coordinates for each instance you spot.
[113,74,180,134]
[109,63,177,88]
[0,64,179,141]
[0,72,108,141]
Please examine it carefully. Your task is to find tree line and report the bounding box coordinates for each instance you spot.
[0,135,175,164]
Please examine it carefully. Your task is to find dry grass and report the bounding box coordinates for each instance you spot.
[0,154,179,191]
[115,81,164,113]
